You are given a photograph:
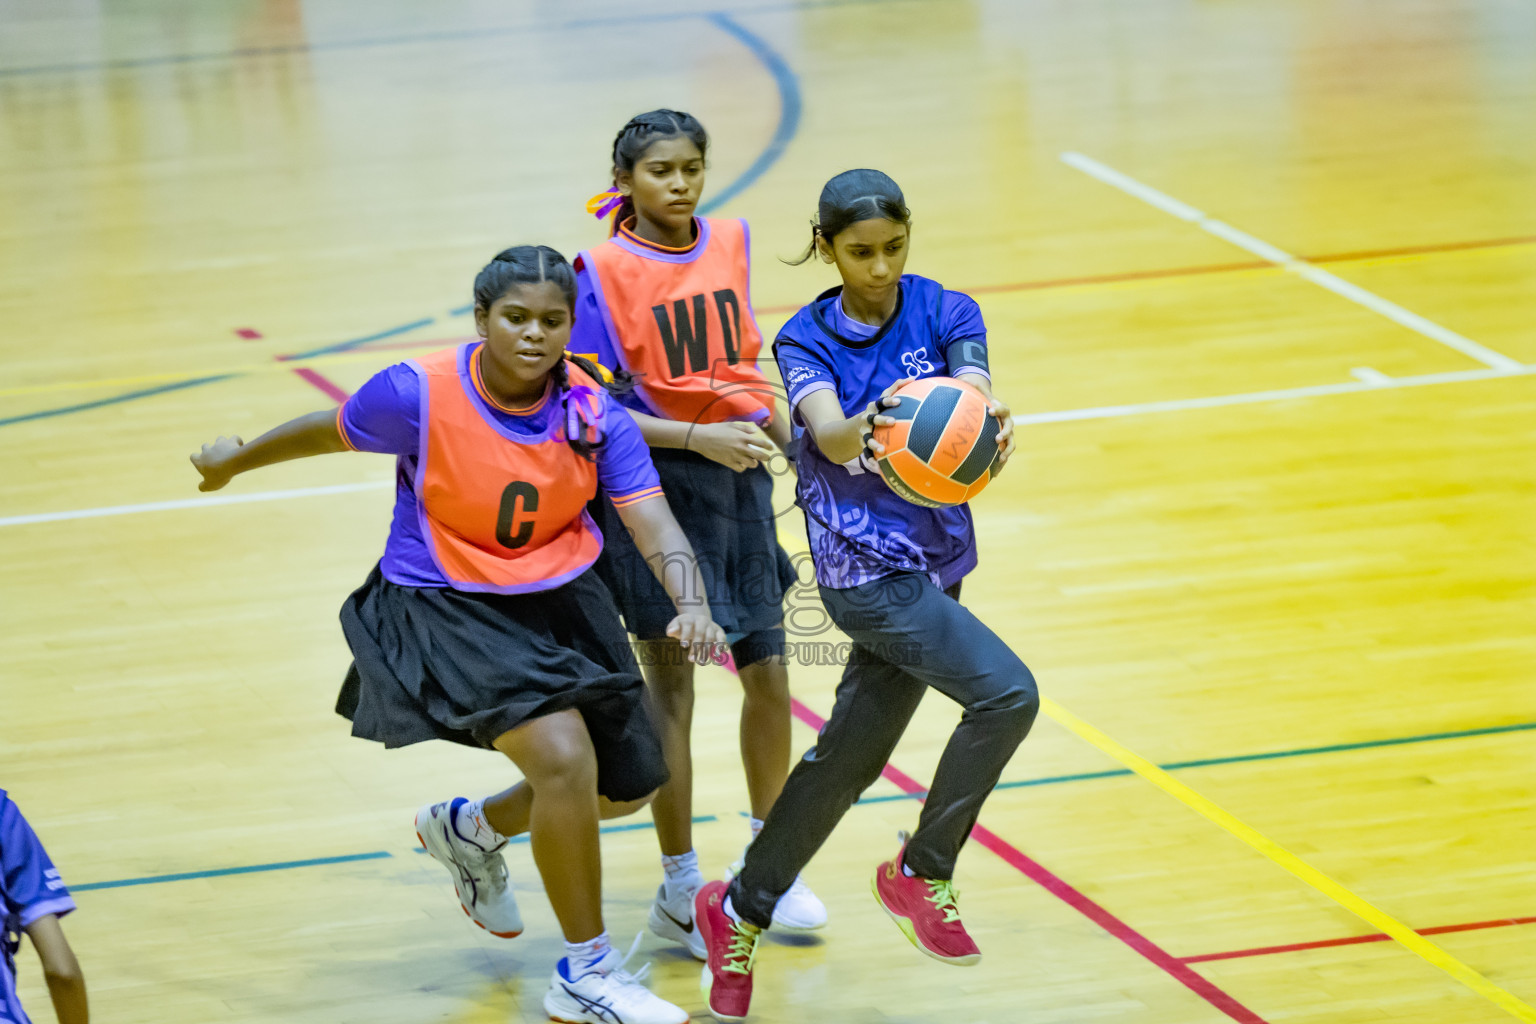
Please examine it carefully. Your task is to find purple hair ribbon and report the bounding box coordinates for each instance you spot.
[585,187,623,222]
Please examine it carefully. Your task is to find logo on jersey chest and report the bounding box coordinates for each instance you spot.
[900,347,935,377]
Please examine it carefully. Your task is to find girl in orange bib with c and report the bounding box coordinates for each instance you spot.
[190,246,722,1024]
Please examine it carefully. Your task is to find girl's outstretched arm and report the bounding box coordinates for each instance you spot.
[612,495,727,664]
[25,914,88,1024]
[190,409,348,492]
[796,378,911,466]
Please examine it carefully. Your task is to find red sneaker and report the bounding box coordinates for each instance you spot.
[871,841,982,965]
[695,880,761,1022]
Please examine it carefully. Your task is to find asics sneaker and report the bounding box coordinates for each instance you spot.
[414,798,522,938]
[544,935,688,1024]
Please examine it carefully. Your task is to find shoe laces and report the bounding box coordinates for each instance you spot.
[926,879,963,924]
[466,846,510,895]
[723,920,761,975]
[604,933,653,987]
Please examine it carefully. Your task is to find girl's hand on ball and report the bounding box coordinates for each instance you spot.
[190,436,244,491]
[862,377,913,457]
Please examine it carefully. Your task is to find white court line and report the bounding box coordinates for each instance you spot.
[1015,362,1532,425]
[5,365,1533,529]
[1060,152,1524,372]
[1351,366,1393,386]
[0,481,390,528]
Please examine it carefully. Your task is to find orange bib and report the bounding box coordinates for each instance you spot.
[414,346,601,593]
[581,217,774,424]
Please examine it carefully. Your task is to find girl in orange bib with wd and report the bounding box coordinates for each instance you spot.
[572,110,827,952]
[190,246,722,1024]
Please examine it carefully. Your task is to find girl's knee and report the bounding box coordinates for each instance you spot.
[530,739,599,793]
[971,665,1039,724]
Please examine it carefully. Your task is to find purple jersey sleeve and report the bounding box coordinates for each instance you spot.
[1,796,75,929]
[597,398,663,506]
[776,339,839,413]
[338,362,421,455]
[570,262,623,372]
[939,290,990,380]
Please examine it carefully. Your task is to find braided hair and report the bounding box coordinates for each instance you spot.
[472,245,634,461]
[608,109,709,236]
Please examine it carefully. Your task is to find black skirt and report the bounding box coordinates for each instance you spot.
[588,448,798,642]
[336,565,668,803]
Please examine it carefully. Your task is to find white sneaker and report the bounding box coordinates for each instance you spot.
[544,935,688,1024]
[647,881,706,960]
[414,798,523,938]
[726,854,828,933]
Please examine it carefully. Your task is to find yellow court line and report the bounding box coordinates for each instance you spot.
[0,341,463,399]
[1041,696,1536,1023]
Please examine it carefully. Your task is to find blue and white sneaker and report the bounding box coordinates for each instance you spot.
[544,935,688,1024]
[414,798,522,938]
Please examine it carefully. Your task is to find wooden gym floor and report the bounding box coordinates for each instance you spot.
[2,1,1533,1021]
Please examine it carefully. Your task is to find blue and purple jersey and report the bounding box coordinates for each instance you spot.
[774,274,991,590]
[2,792,75,1024]
[338,346,662,590]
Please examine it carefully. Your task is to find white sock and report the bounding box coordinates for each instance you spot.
[456,797,507,852]
[901,862,918,877]
[564,931,612,979]
[661,850,703,899]
[749,817,765,841]
[722,895,743,925]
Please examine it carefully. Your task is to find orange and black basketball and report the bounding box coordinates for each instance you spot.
[871,377,1002,508]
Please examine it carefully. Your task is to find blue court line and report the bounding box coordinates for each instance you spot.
[430,813,720,848]
[65,722,1536,892]
[3,10,801,429]
[854,719,1536,805]
[278,317,438,361]
[71,851,392,892]
[0,0,874,79]
[71,816,722,892]
[0,374,238,428]
[698,13,802,214]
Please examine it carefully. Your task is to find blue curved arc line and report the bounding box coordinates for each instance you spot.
[4,10,802,428]
[699,13,802,215]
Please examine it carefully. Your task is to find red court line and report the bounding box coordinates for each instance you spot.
[1182,915,1536,964]
[787,698,1270,1024]
[752,232,1536,316]
[290,367,351,403]
[272,232,1536,361]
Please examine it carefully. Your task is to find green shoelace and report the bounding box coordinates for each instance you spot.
[723,922,761,974]
[927,879,963,924]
